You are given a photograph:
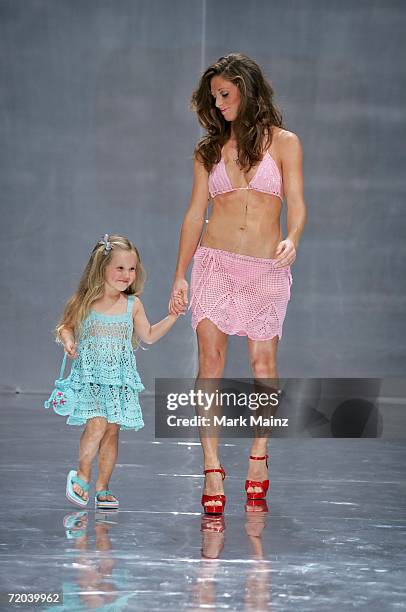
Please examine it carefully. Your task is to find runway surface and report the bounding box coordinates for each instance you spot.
[1,393,405,611]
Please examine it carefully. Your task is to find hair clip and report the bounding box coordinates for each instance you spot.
[99,234,112,256]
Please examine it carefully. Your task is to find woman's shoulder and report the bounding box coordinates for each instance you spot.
[270,128,302,159]
[272,127,301,145]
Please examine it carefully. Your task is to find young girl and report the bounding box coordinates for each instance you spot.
[46,234,181,510]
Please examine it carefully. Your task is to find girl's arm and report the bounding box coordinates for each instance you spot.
[58,325,78,359]
[169,156,210,315]
[133,298,178,345]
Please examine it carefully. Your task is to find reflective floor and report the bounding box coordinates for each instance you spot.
[1,394,406,611]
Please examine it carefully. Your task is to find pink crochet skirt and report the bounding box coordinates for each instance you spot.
[189,246,292,341]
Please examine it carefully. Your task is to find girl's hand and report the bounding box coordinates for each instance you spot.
[169,277,189,316]
[64,339,78,359]
[168,311,181,321]
[274,238,296,269]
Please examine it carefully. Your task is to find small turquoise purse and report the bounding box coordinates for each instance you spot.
[44,352,77,416]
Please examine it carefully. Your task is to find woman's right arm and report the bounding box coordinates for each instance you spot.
[169,157,210,315]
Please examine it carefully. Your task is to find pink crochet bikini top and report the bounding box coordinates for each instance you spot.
[208,150,283,201]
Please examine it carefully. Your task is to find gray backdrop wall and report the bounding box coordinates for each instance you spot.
[1,0,405,393]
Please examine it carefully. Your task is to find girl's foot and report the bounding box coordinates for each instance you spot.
[95,485,119,510]
[72,471,89,502]
[66,470,90,508]
[246,455,269,496]
[95,486,117,503]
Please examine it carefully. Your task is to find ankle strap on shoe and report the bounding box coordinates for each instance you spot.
[249,454,269,467]
[204,466,226,480]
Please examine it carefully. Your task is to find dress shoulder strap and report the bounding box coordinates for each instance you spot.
[126,294,135,314]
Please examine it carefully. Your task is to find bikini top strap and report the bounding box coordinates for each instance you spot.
[127,294,135,314]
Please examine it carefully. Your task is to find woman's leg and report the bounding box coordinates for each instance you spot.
[96,423,120,502]
[74,417,109,501]
[246,336,279,494]
[196,319,228,507]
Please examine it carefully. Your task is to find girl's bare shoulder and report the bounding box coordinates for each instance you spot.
[131,295,143,315]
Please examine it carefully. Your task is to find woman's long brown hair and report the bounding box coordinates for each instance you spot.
[192,53,285,172]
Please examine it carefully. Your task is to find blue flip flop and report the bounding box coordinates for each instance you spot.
[66,470,90,507]
[63,511,88,539]
[95,490,119,510]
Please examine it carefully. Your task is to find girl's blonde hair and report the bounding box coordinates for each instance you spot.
[56,234,146,341]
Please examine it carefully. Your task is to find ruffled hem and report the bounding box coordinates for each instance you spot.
[191,314,282,341]
[55,381,145,431]
[66,412,144,431]
[189,245,291,342]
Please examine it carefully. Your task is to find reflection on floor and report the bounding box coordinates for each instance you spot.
[0,394,405,611]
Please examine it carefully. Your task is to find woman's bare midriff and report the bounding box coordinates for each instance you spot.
[200,190,282,259]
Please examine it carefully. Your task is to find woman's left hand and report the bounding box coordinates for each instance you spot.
[274,238,296,268]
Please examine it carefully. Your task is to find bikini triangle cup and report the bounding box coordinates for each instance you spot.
[208,151,283,200]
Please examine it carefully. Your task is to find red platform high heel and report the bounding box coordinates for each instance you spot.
[201,466,226,515]
[245,455,269,500]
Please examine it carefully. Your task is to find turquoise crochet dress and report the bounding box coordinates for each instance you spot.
[62,294,144,430]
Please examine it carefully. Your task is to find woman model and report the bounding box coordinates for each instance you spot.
[169,53,307,514]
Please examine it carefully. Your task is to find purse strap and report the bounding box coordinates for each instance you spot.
[59,352,68,379]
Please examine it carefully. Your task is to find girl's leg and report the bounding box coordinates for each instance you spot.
[96,423,120,502]
[74,417,108,501]
[196,319,228,507]
[246,336,279,493]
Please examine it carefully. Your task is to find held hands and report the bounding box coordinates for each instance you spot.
[169,277,189,316]
[274,238,296,268]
